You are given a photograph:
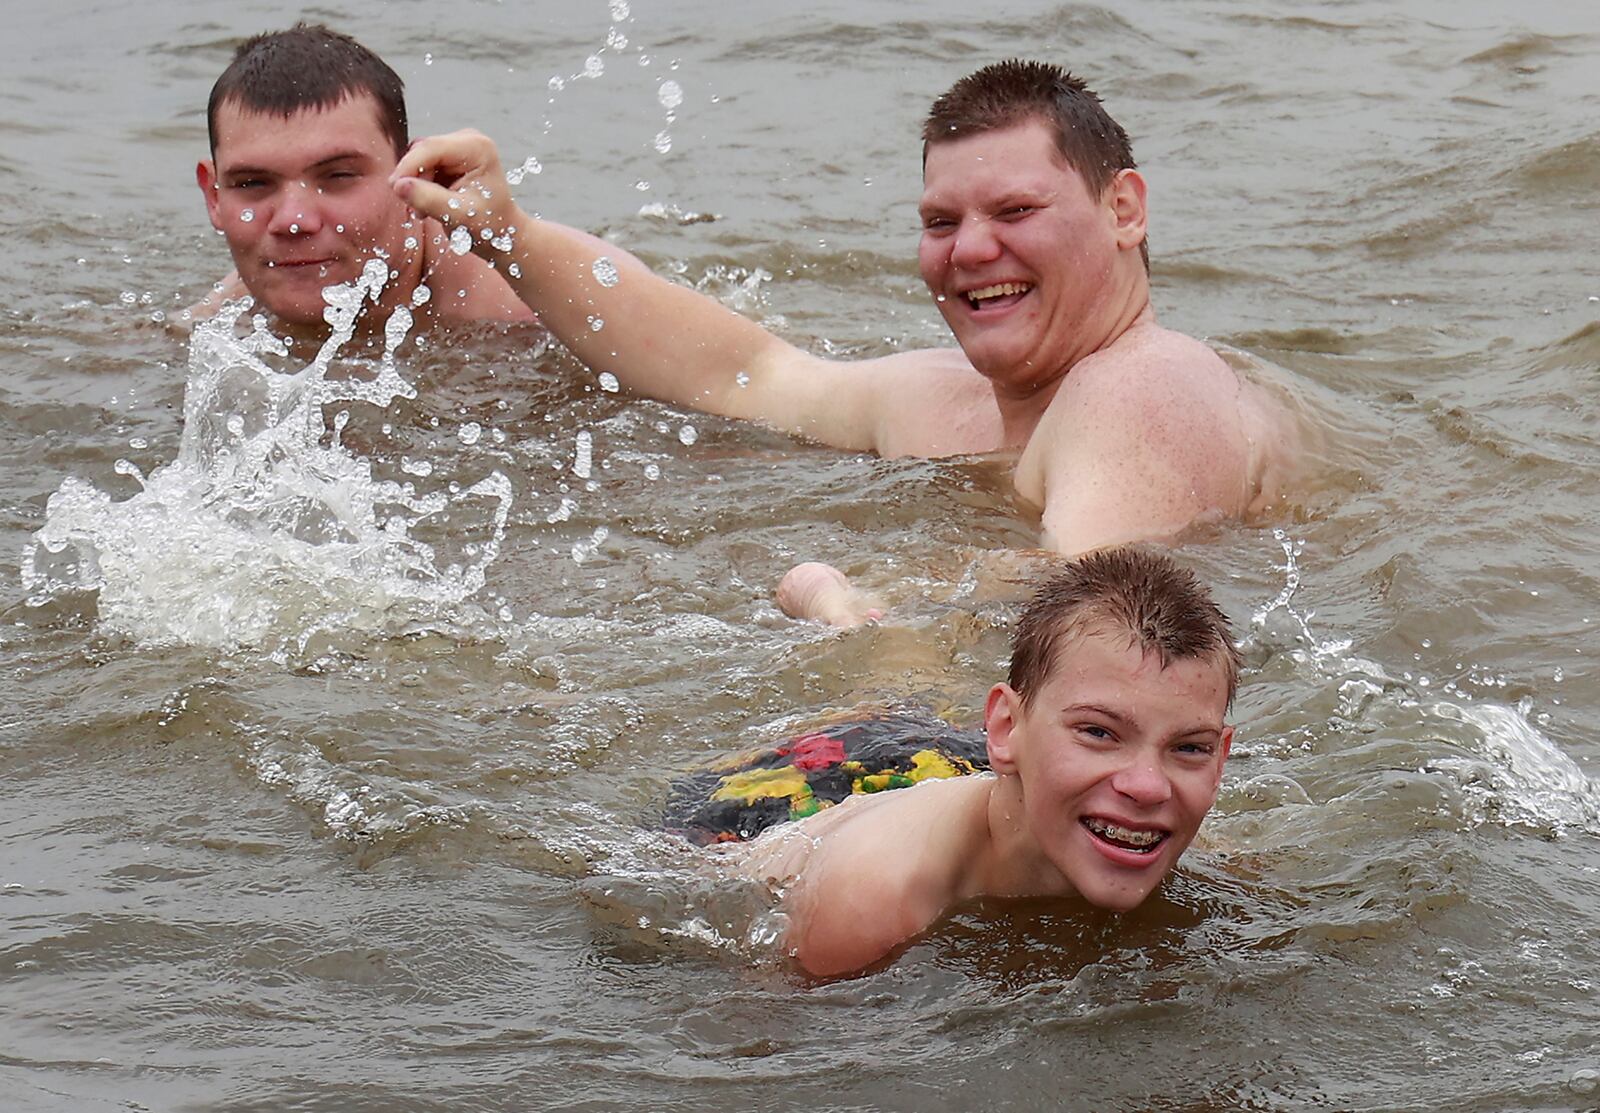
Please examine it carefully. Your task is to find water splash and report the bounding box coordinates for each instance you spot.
[21,259,512,662]
[1245,531,1598,835]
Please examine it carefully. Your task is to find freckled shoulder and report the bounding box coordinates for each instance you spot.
[1014,324,1261,545]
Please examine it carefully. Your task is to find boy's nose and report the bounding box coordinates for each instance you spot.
[949,217,1002,268]
[1110,760,1172,806]
[267,182,324,235]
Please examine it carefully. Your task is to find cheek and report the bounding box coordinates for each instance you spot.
[916,237,945,286]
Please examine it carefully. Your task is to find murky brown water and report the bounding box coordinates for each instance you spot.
[4,1,1600,1110]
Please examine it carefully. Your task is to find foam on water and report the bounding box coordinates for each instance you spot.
[1247,530,1600,835]
[21,259,512,661]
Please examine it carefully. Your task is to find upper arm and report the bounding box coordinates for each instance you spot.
[1032,360,1249,556]
[725,345,964,455]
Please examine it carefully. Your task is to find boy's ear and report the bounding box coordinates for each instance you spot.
[197,160,222,230]
[1106,167,1147,252]
[984,683,1025,775]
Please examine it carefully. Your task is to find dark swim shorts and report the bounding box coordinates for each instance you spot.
[663,712,989,845]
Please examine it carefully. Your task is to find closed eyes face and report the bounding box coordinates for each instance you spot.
[199,94,414,326]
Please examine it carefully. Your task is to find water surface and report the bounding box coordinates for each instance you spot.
[3,1,1600,1110]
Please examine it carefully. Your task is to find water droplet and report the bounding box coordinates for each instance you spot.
[129,437,148,450]
[335,224,345,233]
[644,463,661,480]
[240,209,255,223]
[592,257,621,287]
[589,316,605,332]
[658,80,684,111]
[609,0,630,18]
[507,262,522,279]
[607,28,628,49]
[584,55,604,79]
[548,75,566,92]
[573,431,593,479]
[411,284,432,307]
[634,179,651,191]
[598,372,620,392]
[289,223,300,234]
[119,291,137,306]
[678,424,698,446]
[424,52,434,65]
[400,457,434,477]
[653,130,672,154]
[448,226,473,255]
[735,371,750,388]
[458,422,483,446]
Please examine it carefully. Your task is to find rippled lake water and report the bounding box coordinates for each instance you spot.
[4,1,1600,1110]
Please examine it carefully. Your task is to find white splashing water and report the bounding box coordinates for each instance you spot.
[20,258,512,661]
[1248,529,1599,835]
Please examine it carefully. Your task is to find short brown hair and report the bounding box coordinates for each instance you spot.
[923,59,1147,271]
[207,23,408,158]
[1008,549,1241,707]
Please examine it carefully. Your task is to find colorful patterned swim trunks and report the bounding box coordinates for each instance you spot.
[663,712,989,845]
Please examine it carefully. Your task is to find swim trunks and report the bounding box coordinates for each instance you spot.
[663,712,988,845]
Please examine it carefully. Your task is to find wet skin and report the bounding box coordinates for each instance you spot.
[197,94,422,328]
[983,626,1234,910]
[917,119,1147,401]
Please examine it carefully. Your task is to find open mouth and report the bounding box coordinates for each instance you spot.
[1081,816,1168,855]
[964,281,1032,311]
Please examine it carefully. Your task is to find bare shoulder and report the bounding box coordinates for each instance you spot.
[842,347,1002,458]
[185,271,250,326]
[1058,323,1237,408]
[1016,321,1305,544]
[417,220,535,323]
[751,777,992,977]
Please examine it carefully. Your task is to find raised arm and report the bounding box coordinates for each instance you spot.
[391,130,886,451]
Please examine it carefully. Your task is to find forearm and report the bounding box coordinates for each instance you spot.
[484,207,789,417]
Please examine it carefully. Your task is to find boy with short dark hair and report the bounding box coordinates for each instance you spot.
[192,23,531,336]
[734,547,1240,977]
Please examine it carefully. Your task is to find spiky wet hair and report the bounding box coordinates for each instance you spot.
[1008,548,1241,708]
[207,22,408,158]
[923,59,1147,270]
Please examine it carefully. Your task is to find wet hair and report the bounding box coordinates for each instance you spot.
[207,23,408,158]
[923,59,1148,271]
[1008,548,1241,708]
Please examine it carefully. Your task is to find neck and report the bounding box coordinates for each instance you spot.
[987,278,1157,450]
[966,772,1075,901]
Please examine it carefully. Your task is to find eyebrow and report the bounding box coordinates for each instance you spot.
[222,152,372,177]
[1063,703,1221,738]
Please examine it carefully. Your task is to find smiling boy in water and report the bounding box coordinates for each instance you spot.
[729,547,1239,978]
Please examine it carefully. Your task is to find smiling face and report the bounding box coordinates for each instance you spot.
[197,93,417,327]
[985,622,1232,910]
[917,118,1147,391]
